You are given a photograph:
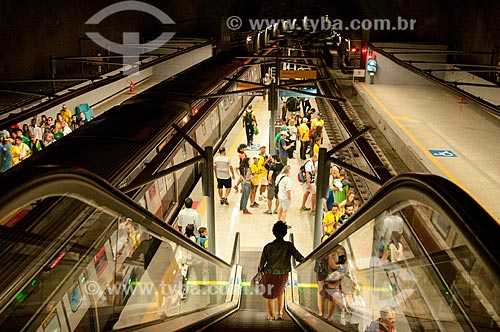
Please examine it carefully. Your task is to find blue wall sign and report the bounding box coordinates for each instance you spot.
[429,150,457,157]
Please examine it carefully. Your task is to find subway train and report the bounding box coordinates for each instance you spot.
[0,50,264,331]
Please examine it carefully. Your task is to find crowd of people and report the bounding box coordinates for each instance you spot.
[211,96,361,237]
[0,104,91,173]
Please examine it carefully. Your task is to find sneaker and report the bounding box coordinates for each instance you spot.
[251,202,259,207]
[286,225,292,229]
[264,210,273,215]
[220,199,224,205]
[310,211,315,216]
[300,207,311,211]
[223,198,229,205]
[243,211,252,215]
[273,210,278,214]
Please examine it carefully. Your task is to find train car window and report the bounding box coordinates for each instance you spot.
[211,113,216,129]
[214,111,220,125]
[42,310,61,332]
[94,246,108,278]
[67,281,83,313]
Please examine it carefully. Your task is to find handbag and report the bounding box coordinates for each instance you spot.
[253,126,259,135]
[251,271,263,286]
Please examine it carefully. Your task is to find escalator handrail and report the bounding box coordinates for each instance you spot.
[0,165,232,309]
[295,173,500,278]
[230,232,240,266]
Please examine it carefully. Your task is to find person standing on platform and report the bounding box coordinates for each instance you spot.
[276,166,292,228]
[177,197,201,235]
[242,104,257,147]
[238,157,253,214]
[28,133,44,155]
[298,118,310,160]
[60,104,72,124]
[213,147,235,205]
[300,154,318,216]
[287,117,298,158]
[257,146,270,201]
[249,157,261,208]
[301,98,312,114]
[333,169,351,205]
[259,221,304,321]
[264,155,284,215]
[278,131,294,166]
[0,137,13,173]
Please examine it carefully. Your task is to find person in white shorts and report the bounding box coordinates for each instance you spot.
[300,154,318,216]
[276,166,293,228]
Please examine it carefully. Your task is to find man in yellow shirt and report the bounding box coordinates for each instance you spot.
[60,104,72,124]
[311,114,324,127]
[322,203,342,239]
[298,118,310,160]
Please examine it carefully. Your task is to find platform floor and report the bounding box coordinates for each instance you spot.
[355,82,500,223]
[191,97,331,263]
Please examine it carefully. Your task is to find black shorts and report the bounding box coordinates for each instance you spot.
[217,177,232,189]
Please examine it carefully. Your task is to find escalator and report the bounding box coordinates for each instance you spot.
[199,250,303,332]
[0,167,499,332]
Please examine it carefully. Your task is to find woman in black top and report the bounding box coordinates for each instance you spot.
[258,221,304,320]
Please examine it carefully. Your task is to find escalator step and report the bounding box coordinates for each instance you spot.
[203,310,302,331]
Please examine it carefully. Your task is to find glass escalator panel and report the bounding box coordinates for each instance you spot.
[0,192,232,332]
[292,196,500,332]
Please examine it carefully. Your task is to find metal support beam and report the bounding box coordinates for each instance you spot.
[171,124,215,253]
[326,127,371,157]
[328,156,385,186]
[121,155,204,193]
[172,123,206,156]
[197,87,266,99]
[204,146,216,254]
[222,78,266,88]
[314,148,328,248]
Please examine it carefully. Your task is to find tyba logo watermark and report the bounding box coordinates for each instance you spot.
[86,1,175,75]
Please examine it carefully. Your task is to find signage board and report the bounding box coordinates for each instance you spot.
[280,70,317,79]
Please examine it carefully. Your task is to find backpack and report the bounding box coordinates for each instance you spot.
[244,110,254,126]
[298,160,313,183]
